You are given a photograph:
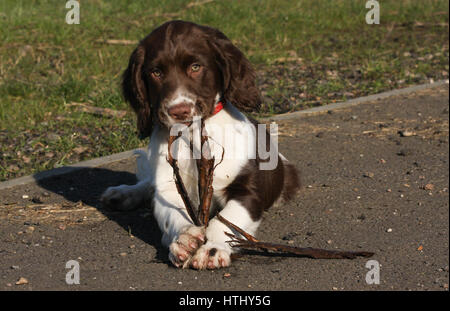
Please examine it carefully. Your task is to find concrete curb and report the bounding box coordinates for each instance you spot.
[0,80,448,190]
[264,79,448,121]
[0,148,145,191]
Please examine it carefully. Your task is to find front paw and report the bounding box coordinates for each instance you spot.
[169,226,206,268]
[190,243,231,270]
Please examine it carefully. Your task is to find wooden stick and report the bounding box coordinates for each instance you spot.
[216,214,259,243]
[167,133,201,227]
[217,214,374,259]
[167,120,223,227]
[197,119,216,226]
[66,102,127,118]
[95,39,138,45]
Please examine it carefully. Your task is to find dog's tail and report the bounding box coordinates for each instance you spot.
[280,154,301,201]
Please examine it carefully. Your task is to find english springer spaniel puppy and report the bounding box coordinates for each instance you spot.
[101,20,300,270]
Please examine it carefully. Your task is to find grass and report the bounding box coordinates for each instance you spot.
[0,0,448,181]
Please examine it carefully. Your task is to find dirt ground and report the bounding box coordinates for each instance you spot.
[0,85,448,291]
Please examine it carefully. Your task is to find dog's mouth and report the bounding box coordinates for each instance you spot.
[161,96,218,128]
[181,120,194,126]
[164,114,200,128]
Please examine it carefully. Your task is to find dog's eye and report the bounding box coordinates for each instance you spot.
[191,63,201,72]
[151,68,162,78]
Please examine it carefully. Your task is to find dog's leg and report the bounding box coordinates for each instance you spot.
[153,188,206,268]
[100,179,153,211]
[100,149,154,210]
[190,200,260,270]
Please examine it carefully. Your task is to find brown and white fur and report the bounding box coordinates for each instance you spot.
[101,20,300,270]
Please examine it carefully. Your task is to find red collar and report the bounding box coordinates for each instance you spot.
[213,101,224,115]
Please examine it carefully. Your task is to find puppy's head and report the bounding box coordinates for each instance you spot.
[122,20,261,138]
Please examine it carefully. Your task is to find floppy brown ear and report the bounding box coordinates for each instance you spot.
[208,30,261,113]
[122,45,152,139]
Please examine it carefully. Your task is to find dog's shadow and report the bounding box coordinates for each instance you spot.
[35,166,169,264]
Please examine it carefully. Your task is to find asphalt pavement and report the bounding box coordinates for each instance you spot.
[0,84,448,291]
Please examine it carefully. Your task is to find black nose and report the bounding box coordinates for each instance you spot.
[168,103,192,120]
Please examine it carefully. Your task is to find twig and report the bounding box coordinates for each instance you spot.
[147,0,215,18]
[66,102,127,118]
[167,133,201,227]
[186,0,215,9]
[196,119,217,226]
[217,214,374,259]
[168,119,223,227]
[216,214,259,243]
[95,39,138,45]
